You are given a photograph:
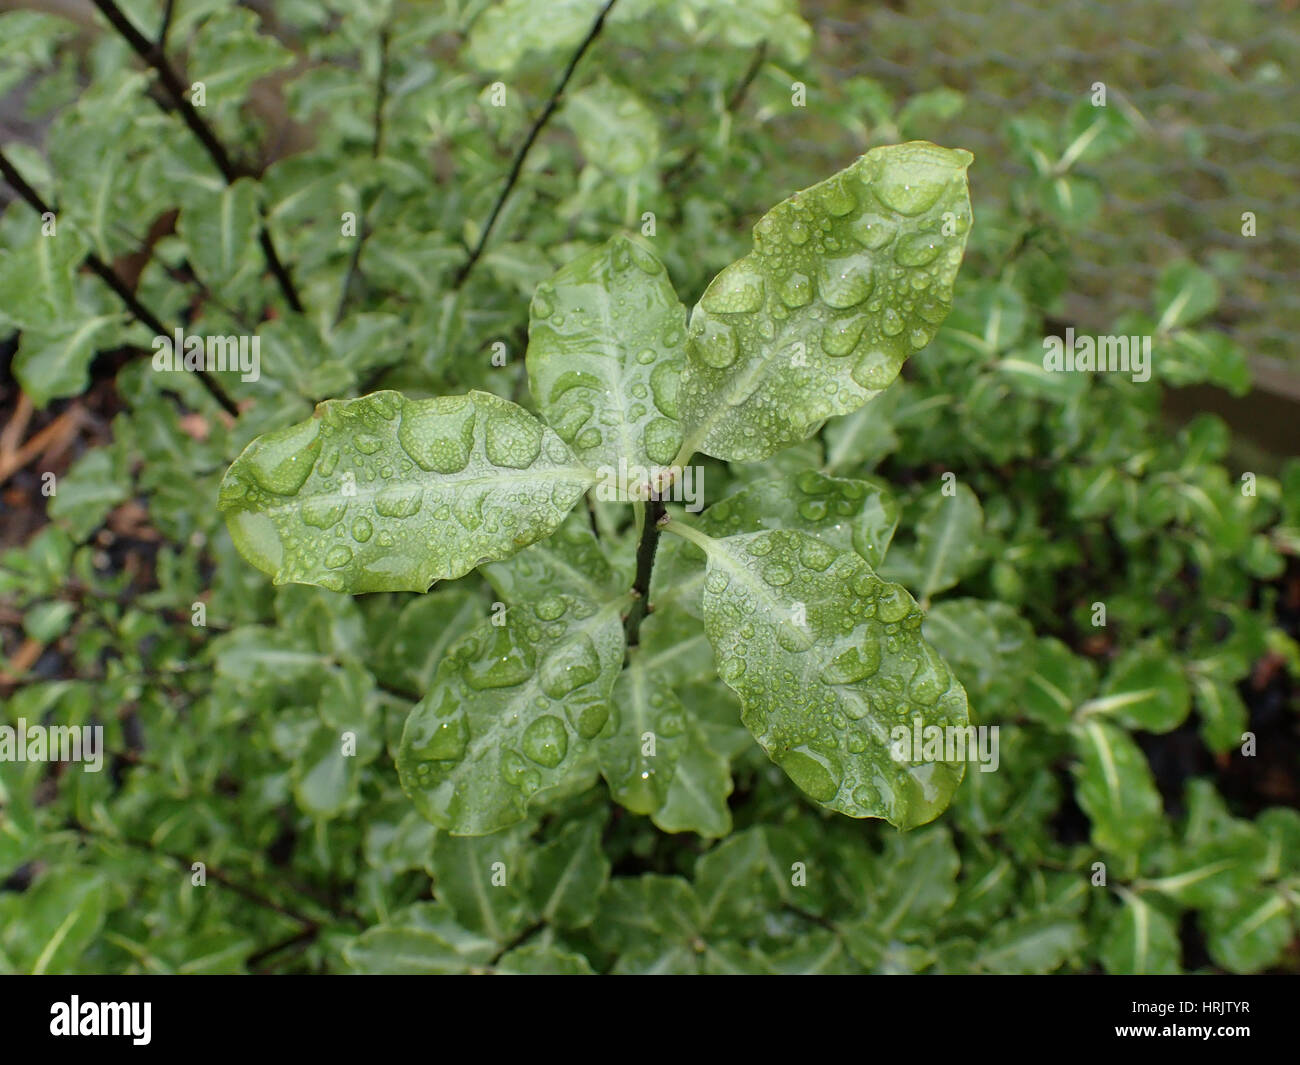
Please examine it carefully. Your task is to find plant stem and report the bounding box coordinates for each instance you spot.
[624,497,667,647]
[454,0,620,288]
[88,0,305,313]
[0,147,239,417]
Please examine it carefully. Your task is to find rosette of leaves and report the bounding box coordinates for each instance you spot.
[219,142,976,835]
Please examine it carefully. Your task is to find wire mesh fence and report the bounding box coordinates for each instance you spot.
[813,0,1298,384]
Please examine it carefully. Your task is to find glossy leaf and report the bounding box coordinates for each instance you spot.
[342,901,497,974]
[562,82,660,175]
[1071,720,1162,858]
[429,830,531,942]
[600,639,733,838]
[218,390,597,594]
[883,482,984,606]
[1099,894,1181,975]
[526,235,686,473]
[525,818,610,929]
[673,524,969,827]
[396,596,625,835]
[677,142,973,462]
[652,472,901,620]
[1204,890,1293,974]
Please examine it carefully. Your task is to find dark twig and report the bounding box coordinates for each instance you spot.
[453,0,620,288]
[334,27,391,326]
[624,498,667,647]
[88,0,305,314]
[0,147,239,416]
[665,40,768,192]
[156,0,176,46]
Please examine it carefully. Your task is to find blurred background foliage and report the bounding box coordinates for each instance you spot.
[0,0,1297,974]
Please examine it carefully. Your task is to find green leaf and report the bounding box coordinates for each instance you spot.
[397,596,625,835]
[1021,637,1095,730]
[697,471,899,569]
[342,901,496,973]
[561,82,660,176]
[525,818,609,928]
[1192,674,1248,754]
[1071,720,1162,858]
[7,868,106,975]
[1087,645,1191,733]
[290,724,358,819]
[600,645,733,838]
[976,911,1084,974]
[652,471,901,620]
[0,216,85,332]
[527,236,687,475]
[883,482,984,605]
[466,0,607,74]
[485,508,626,607]
[14,315,121,408]
[178,178,261,286]
[922,598,1035,716]
[593,874,703,973]
[673,524,969,827]
[1154,262,1218,332]
[47,443,131,541]
[496,941,596,974]
[1099,894,1181,974]
[218,390,597,593]
[1204,890,1293,974]
[677,142,973,462]
[429,830,531,943]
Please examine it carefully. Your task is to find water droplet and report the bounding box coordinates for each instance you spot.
[894,233,942,267]
[777,620,813,652]
[779,271,813,308]
[821,316,866,357]
[374,483,422,518]
[485,408,543,468]
[876,583,913,623]
[521,715,568,768]
[535,595,567,621]
[818,256,873,309]
[324,544,352,569]
[650,359,681,419]
[464,627,533,690]
[882,307,904,336]
[398,395,475,473]
[787,218,811,245]
[643,417,682,465]
[635,347,657,365]
[351,516,373,542]
[411,713,468,762]
[821,640,881,684]
[777,746,841,802]
[539,633,601,698]
[243,419,321,495]
[691,319,738,368]
[701,261,765,315]
[799,538,836,571]
[850,213,894,250]
[301,497,346,529]
[354,432,381,455]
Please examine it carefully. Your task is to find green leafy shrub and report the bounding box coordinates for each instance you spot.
[1,0,1296,976]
